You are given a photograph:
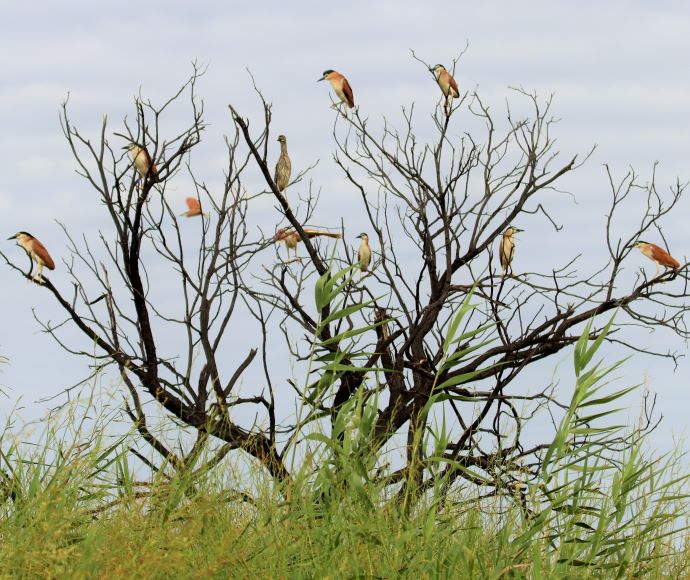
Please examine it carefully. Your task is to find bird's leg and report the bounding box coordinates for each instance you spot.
[25,254,34,282]
[34,263,43,284]
[285,247,301,264]
[654,263,660,278]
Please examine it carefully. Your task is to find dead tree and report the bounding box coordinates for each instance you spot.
[2,66,292,481]
[3,62,688,502]
[235,60,689,500]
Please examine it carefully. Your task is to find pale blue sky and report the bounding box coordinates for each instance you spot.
[1,1,689,452]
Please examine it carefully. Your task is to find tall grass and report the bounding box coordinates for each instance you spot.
[0,325,689,577]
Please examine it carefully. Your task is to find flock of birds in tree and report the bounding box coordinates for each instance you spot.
[8,65,682,286]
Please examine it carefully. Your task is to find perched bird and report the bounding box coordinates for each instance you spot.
[123,142,159,181]
[499,226,523,277]
[633,240,680,277]
[356,233,371,279]
[7,231,55,283]
[318,70,354,108]
[180,196,204,218]
[274,227,341,261]
[274,135,292,198]
[430,64,459,115]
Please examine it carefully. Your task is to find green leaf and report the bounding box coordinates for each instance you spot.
[321,298,377,327]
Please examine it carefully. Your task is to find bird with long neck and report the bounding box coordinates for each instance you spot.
[8,231,55,284]
[499,226,523,277]
[356,233,371,280]
[274,135,292,201]
[633,240,681,278]
[318,70,355,109]
[430,64,459,116]
[124,142,159,182]
[273,227,341,262]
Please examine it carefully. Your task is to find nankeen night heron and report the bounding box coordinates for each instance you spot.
[430,64,459,115]
[8,231,55,283]
[180,196,204,218]
[123,142,159,181]
[318,70,355,108]
[273,227,341,261]
[633,240,680,277]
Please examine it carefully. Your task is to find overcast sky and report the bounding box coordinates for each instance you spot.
[1,1,689,453]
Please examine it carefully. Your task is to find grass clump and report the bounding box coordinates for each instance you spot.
[0,324,689,578]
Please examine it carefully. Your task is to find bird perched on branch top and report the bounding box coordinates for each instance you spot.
[8,231,55,284]
[124,142,159,182]
[274,135,292,199]
[499,225,523,277]
[430,64,459,115]
[633,240,680,277]
[318,70,355,108]
[356,233,371,279]
[274,227,341,261]
[180,197,205,218]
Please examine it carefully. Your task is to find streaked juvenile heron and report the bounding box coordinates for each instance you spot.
[499,226,523,277]
[274,135,292,199]
[356,233,371,279]
[8,231,55,283]
[318,70,355,108]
